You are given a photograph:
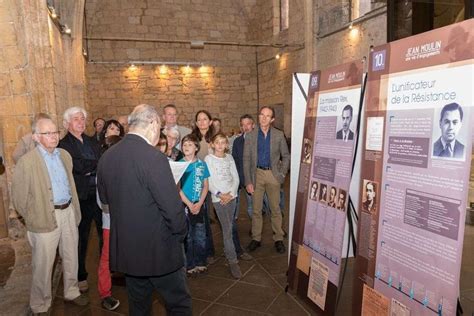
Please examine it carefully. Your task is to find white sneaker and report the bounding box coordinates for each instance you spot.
[195,266,208,274]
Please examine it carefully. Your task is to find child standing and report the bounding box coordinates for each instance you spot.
[205,133,244,279]
[179,134,210,275]
[97,135,122,311]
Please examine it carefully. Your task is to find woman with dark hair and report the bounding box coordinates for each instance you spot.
[99,120,125,154]
[191,110,216,264]
[157,132,168,154]
[191,110,214,161]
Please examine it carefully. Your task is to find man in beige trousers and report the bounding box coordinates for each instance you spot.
[243,106,290,254]
[12,115,88,315]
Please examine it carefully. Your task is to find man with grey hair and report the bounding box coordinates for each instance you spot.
[12,115,88,314]
[12,113,52,163]
[59,106,102,293]
[162,104,191,143]
[117,115,129,133]
[98,104,191,315]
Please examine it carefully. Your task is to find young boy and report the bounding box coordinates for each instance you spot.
[179,134,210,275]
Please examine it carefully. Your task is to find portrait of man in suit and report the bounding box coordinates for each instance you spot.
[362,180,377,214]
[432,102,464,159]
[327,186,337,208]
[337,189,346,211]
[336,104,354,141]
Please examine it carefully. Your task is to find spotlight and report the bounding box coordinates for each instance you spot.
[183,64,191,73]
[159,65,168,74]
[275,53,281,60]
[349,22,353,30]
[50,8,57,19]
[129,64,137,70]
[63,24,71,34]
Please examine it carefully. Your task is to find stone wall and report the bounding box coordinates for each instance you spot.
[0,0,86,235]
[85,0,260,132]
[314,3,387,69]
[85,47,257,132]
[249,0,310,135]
[0,1,86,312]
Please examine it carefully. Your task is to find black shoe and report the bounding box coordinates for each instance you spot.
[102,296,120,311]
[275,241,285,254]
[247,240,261,252]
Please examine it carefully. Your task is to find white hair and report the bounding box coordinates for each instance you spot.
[164,126,180,142]
[128,104,160,130]
[63,106,87,127]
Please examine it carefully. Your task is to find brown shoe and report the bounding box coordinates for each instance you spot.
[65,294,89,306]
[78,280,89,293]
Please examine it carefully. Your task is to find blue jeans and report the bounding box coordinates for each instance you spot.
[184,208,207,269]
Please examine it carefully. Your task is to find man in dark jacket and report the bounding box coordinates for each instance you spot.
[231,114,255,261]
[59,106,102,293]
[97,104,191,315]
[232,114,255,218]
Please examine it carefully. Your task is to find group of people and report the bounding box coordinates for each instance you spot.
[11,102,290,315]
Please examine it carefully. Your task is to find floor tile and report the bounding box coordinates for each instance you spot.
[265,292,310,315]
[205,256,255,280]
[240,265,281,289]
[79,305,125,315]
[257,254,290,275]
[192,298,212,315]
[187,275,236,301]
[202,302,269,315]
[216,281,281,312]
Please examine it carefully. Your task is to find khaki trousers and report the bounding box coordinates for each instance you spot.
[251,169,284,242]
[27,205,81,313]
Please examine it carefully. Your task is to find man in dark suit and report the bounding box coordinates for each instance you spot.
[231,114,255,260]
[59,106,102,293]
[97,104,191,315]
[336,104,354,141]
[432,102,465,159]
[233,114,255,216]
[243,106,290,254]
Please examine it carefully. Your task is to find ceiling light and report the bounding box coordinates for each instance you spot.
[63,24,71,35]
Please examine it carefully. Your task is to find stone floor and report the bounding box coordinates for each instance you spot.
[1,185,473,315]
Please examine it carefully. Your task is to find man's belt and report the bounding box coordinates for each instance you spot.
[54,199,72,210]
[257,166,271,170]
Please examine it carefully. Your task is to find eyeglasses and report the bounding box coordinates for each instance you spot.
[36,131,60,137]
